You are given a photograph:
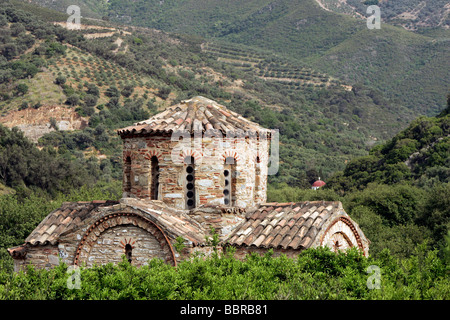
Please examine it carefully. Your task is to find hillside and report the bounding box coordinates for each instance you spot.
[93,0,449,115]
[314,0,450,31]
[1,0,421,188]
[327,98,450,192]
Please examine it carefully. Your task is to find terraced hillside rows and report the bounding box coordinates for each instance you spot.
[314,0,450,30]
[202,42,341,93]
[47,46,156,104]
[0,1,421,188]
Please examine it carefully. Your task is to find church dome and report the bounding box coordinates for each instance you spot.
[118,96,271,137]
[116,96,271,209]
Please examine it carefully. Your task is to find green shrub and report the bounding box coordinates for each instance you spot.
[0,246,447,300]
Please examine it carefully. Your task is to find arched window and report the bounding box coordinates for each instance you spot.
[124,156,132,193]
[223,156,236,206]
[254,156,261,202]
[150,156,159,200]
[125,244,133,263]
[184,156,195,209]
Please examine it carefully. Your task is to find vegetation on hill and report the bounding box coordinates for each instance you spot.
[327,98,450,192]
[1,0,418,187]
[315,0,450,30]
[99,0,449,115]
[0,124,106,195]
[268,102,450,263]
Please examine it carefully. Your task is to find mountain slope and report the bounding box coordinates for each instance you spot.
[314,0,450,31]
[0,0,431,188]
[327,98,450,192]
[100,0,449,115]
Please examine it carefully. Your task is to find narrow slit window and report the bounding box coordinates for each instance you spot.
[185,156,195,209]
[125,244,132,263]
[150,156,159,200]
[254,156,261,201]
[223,157,236,206]
[124,156,132,193]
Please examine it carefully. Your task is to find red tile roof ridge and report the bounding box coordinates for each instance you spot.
[117,96,270,136]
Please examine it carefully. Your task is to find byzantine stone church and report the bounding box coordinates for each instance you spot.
[8,96,369,271]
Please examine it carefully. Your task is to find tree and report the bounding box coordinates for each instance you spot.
[16,83,28,96]
[54,75,66,86]
[0,14,7,27]
[105,86,120,98]
[83,94,98,107]
[121,84,134,98]
[10,23,26,37]
[1,43,18,60]
[85,83,100,97]
[66,94,80,106]
[157,86,171,99]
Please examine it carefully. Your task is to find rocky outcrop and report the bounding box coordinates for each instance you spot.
[0,105,88,142]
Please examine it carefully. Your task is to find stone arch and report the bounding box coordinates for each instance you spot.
[123,149,138,162]
[177,149,203,164]
[74,212,176,267]
[143,149,162,162]
[320,216,365,254]
[221,150,240,164]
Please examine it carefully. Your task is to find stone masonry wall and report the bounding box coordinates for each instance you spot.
[12,245,60,272]
[85,225,167,267]
[122,132,270,210]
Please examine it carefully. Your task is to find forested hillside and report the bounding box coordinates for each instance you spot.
[315,0,450,30]
[270,100,450,261]
[328,99,450,192]
[91,0,450,115]
[1,0,419,187]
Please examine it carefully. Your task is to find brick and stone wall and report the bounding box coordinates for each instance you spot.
[188,206,246,240]
[12,245,60,272]
[84,225,167,267]
[121,131,270,210]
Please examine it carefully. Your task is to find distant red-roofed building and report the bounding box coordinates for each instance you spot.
[312,177,326,190]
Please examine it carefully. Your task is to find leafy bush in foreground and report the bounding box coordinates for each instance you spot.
[0,246,448,300]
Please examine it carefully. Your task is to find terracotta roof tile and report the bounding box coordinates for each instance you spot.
[252,234,266,247]
[271,234,284,248]
[299,236,312,248]
[24,198,207,247]
[25,201,119,246]
[280,235,292,249]
[118,96,271,137]
[225,201,342,250]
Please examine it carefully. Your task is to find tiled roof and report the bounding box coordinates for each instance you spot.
[117,96,270,136]
[312,180,326,187]
[120,198,206,246]
[9,198,362,260]
[225,201,343,250]
[22,199,206,247]
[25,200,119,246]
